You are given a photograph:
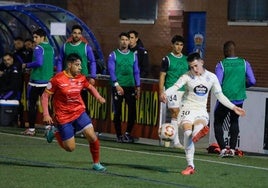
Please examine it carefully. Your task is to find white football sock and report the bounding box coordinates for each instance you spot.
[184,130,195,168]
[171,119,181,145]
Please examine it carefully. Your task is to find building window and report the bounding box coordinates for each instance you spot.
[119,0,158,24]
[228,0,268,25]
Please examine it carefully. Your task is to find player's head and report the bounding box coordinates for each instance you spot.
[171,35,184,55]
[171,35,184,44]
[2,52,14,67]
[223,40,236,58]
[187,52,204,76]
[71,25,83,42]
[128,30,139,48]
[66,53,82,63]
[13,37,24,50]
[72,24,83,32]
[32,29,47,44]
[33,29,47,37]
[66,53,82,76]
[118,32,130,50]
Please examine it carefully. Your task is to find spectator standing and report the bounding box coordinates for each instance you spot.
[107,32,140,143]
[128,30,149,78]
[159,35,189,148]
[160,52,245,175]
[57,24,97,114]
[41,53,106,171]
[21,29,54,135]
[214,41,256,157]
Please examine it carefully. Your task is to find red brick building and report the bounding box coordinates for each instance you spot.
[11,0,268,86]
[65,0,267,87]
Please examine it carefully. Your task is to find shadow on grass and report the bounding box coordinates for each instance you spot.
[0,156,195,188]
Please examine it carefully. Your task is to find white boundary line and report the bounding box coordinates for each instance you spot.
[1,132,268,171]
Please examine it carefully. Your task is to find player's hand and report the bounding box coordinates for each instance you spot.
[233,106,246,116]
[97,96,106,104]
[88,78,95,85]
[159,92,167,103]
[116,85,124,96]
[43,115,54,124]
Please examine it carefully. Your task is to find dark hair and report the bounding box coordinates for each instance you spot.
[119,32,129,38]
[24,38,34,43]
[187,52,201,62]
[72,24,83,32]
[14,37,24,41]
[128,30,139,37]
[171,35,184,44]
[223,40,235,57]
[33,29,47,37]
[223,40,235,50]
[3,52,14,59]
[66,53,82,63]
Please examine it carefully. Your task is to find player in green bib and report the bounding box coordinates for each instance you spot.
[159,35,189,149]
[107,32,140,143]
[21,28,54,136]
[57,24,97,115]
[214,41,256,157]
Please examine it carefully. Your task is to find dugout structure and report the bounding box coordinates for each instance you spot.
[0,3,104,62]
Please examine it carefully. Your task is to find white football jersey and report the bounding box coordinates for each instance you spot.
[166,70,231,111]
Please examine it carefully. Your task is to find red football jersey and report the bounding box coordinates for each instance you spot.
[45,71,90,124]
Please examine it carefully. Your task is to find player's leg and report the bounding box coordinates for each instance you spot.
[167,91,183,148]
[192,113,209,143]
[22,85,38,135]
[57,123,76,152]
[181,122,195,175]
[123,87,136,143]
[214,103,229,156]
[169,107,182,148]
[229,103,242,156]
[112,87,124,142]
[76,112,106,171]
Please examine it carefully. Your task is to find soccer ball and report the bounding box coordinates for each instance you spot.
[159,123,176,141]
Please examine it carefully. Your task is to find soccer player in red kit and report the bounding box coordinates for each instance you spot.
[41,53,106,171]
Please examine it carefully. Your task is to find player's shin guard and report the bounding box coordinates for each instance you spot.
[90,139,100,163]
[184,130,195,168]
[55,131,64,149]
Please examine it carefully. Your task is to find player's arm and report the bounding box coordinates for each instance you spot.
[41,90,54,124]
[86,45,96,85]
[215,61,224,84]
[133,53,141,99]
[87,84,106,104]
[245,60,256,87]
[213,77,245,116]
[56,45,65,73]
[159,57,168,102]
[22,46,43,69]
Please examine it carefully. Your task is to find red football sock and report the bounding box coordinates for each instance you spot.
[55,131,64,149]
[90,139,100,163]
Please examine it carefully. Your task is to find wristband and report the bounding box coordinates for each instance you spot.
[114,82,119,87]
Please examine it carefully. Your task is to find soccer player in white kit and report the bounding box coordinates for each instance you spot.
[160,52,245,175]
